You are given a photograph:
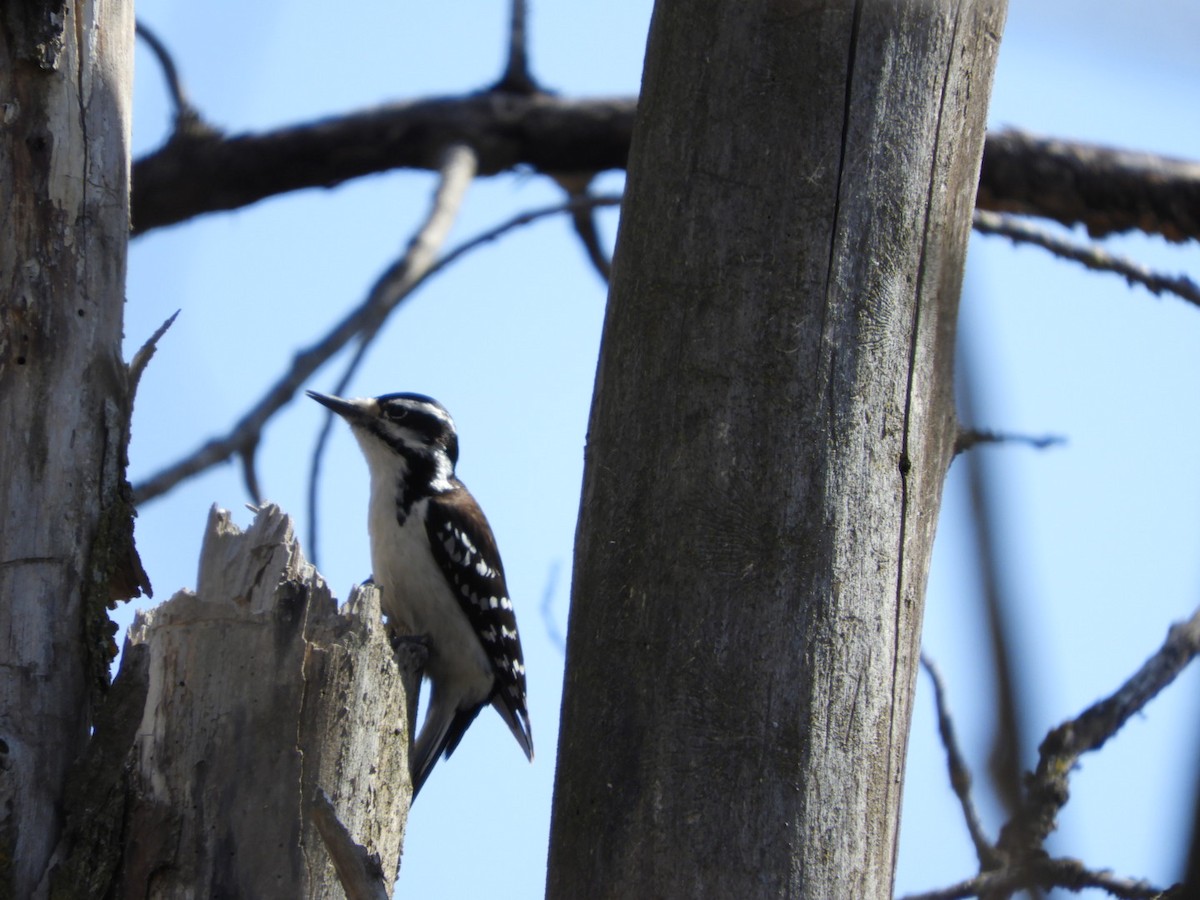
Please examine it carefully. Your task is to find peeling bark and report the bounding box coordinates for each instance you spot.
[0,3,138,895]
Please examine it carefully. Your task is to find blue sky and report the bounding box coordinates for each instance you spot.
[121,2,1200,897]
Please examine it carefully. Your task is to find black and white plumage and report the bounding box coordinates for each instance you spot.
[308,390,532,796]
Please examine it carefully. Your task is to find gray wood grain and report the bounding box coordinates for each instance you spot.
[547,1,1006,896]
[118,505,417,898]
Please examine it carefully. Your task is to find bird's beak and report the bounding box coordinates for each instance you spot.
[306,390,370,423]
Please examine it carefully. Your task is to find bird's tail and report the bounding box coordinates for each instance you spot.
[491,694,534,762]
[413,696,476,797]
[410,687,533,797]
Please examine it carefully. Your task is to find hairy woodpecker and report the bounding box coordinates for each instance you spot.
[308,390,533,796]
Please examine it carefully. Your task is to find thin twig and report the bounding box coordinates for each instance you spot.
[492,0,538,94]
[571,200,613,283]
[134,22,213,139]
[553,174,612,283]
[306,190,621,561]
[899,856,1168,900]
[539,561,565,654]
[998,604,1200,859]
[239,444,261,506]
[973,210,1200,309]
[134,23,189,117]
[134,189,621,507]
[921,655,999,869]
[953,428,1066,456]
[128,309,180,398]
[956,338,1029,830]
[306,144,478,563]
[911,605,1200,900]
[428,193,621,264]
[133,145,479,506]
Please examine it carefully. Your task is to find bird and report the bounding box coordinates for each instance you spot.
[307,390,533,796]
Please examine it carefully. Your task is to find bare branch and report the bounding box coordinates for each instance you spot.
[131,95,633,234]
[428,193,620,262]
[899,857,1167,900]
[998,604,1200,858]
[553,174,613,283]
[539,561,565,654]
[1036,860,1165,900]
[570,203,613,283]
[308,790,390,900]
[304,190,620,559]
[979,128,1200,242]
[135,197,617,508]
[305,146,477,562]
[953,428,1066,456]
[134,23,189,118]
[955,340,1029,828]
[134,145,479,506]
[239,443,261,506]
[920,655,999,869]
[129,97,1200,242]
[492,0,539,94]
[973,210,1200,309]
[912,583,1199,899]
[134,22,214,140]
[127,309,179,398]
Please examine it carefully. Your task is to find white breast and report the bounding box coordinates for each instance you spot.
[367,485,493,704]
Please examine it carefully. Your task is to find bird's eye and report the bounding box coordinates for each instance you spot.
[384,406,407,422]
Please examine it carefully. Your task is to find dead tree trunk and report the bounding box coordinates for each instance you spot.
[45,505,419,899]
[0,8,419,896]
[547,1,1007,897]
[0,4,141,896]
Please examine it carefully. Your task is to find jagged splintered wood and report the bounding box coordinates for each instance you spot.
[112,505,417,898]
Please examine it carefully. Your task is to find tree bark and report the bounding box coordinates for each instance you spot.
[85,506,417,899]
[547,1,1006,897]
[129,98,1200,244]
[0,3,140,896]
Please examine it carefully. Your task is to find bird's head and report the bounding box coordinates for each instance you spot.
[308,390,459,489]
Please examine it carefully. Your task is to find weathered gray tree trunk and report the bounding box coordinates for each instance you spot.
[119,506,415,898]
[547,1,1006,897]
[0,4,141,896]
[45,505,418,899]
